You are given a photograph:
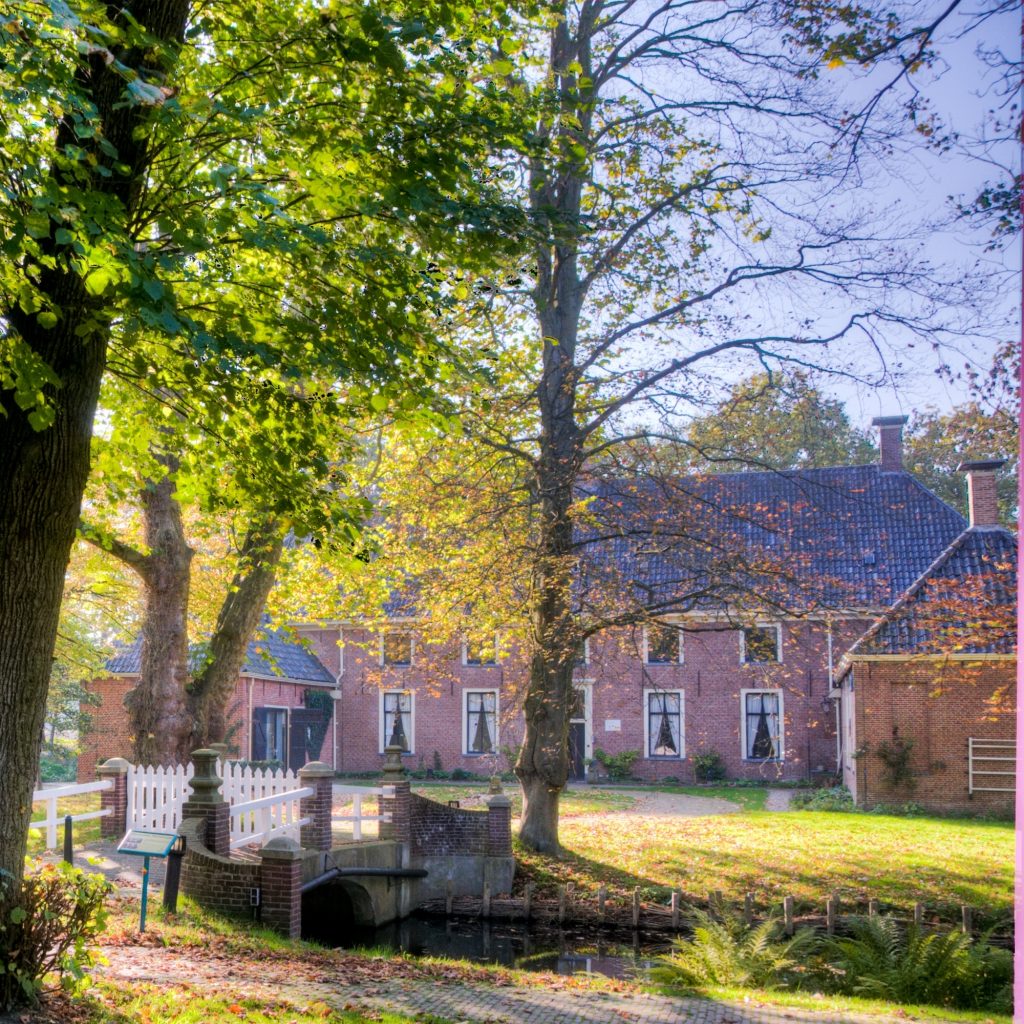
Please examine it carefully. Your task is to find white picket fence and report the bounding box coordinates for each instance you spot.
[126,762,391,850]
[30,780,112,851]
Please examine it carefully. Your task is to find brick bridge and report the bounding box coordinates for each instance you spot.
[103,747,515,938]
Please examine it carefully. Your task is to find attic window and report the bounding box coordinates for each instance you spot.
[741,624,781,664]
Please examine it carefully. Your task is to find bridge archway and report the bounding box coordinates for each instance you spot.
[301,879,376,942]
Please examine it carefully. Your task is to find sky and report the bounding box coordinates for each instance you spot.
[832,1,1020,422]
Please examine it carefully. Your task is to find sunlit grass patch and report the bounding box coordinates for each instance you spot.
[27,791,102,855]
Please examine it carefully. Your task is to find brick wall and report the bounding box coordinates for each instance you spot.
[78,677,135,780]
[408,793,489,856]
[316,619,864,782]
[178,817,261,918]
[850,658,1015,814]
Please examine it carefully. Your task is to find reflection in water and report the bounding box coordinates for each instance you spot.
[322,914,671,978]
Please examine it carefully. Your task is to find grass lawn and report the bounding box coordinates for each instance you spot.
[517,806,1014,926]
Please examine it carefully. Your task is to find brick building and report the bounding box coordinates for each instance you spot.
[836,460,1016,813]
[82,421,1017,794]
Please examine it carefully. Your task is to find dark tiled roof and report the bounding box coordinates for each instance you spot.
[106,627,333,684]
[578,466,967,613]
[845,526,1017,657]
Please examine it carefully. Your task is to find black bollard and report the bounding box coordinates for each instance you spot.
[62,815,73,867]
[163,836,185,913]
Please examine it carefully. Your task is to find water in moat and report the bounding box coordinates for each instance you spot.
[317,914,674,978]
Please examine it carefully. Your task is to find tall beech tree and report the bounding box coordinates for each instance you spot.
[371,1,994,854]
[0,0,526,931]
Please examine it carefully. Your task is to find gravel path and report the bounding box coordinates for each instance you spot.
[764,788,794,811]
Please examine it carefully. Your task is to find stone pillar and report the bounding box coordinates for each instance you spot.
[298,761,334,852]
[181,748,230,857]
[379,744,411,843]
[486,779,512,857]
[96,757,130,839]
[259,836,303,938]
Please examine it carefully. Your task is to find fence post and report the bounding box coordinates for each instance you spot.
[524,882,534,920]
[97,757,130,839]
[671,891,680,930]
[632,887,641,928]
[486,780,512,858]
[744,892,754,925]
[914,902,924,928]
[379,745,411,843]
[181,748,229,857]
[783,895,794,935]
[298,761,334,852]
[826,895,837,935]
[258,835,303,938]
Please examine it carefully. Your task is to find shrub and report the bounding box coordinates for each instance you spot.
[791,786,854,812]
[820,915,1011,1012]
[592,748,639,781]
[0,863,112,1010]
[874,735,916,790]
[450,767,470,781]
[651,909,818,991]
[692,749,726,782]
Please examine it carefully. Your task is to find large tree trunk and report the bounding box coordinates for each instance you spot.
[123,468,195,765]
[189,517,285,747]
[0,0,190,916]
[514,7,593,853]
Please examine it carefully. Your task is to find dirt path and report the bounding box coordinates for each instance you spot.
[583,788,741,818]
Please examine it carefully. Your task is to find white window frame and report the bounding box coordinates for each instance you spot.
[462,634,499,667]
[643,688,685,759]
[740,687,785,762]
[379,689,415,754]
[462,688,499,755]
[380,630,414,668]
[740,622,782,665]
[644,623,684,665]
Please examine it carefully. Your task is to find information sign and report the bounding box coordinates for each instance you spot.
[116,830,180,931]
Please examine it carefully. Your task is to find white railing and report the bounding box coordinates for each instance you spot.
[968,737,1016,795]
[125,763,394,850]
[229,786,314,849]
[30,780,112,851]
[332,784,394,841]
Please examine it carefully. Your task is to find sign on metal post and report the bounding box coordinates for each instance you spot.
[116,830,179,932]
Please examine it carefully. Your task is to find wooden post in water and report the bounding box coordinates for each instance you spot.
[524,882,533,920]
[598,886,606,922]
[783,895,794,936]
[558,885,566,924]
[743,893,754,925]
[481,883,491,919]
[961,905,972,935]
[632,887,641,928]
[671,891,680,930]
[914,903,924,928]
[445,881,453,917]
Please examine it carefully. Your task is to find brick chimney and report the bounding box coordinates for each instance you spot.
[956,459,1005,527]
[872,415,909,472]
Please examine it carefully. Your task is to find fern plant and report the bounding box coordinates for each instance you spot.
[651,909,818,991]
[822,915,1011,1012]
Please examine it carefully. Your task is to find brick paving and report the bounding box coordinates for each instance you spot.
[102,943,956,1024]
